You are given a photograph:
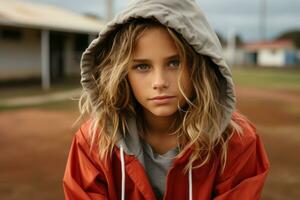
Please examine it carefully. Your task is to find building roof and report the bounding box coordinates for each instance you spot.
[243,39,295,51]
[0,0,105,34]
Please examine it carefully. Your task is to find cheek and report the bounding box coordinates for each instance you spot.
[178,69,193,98]
[127,75,144,99]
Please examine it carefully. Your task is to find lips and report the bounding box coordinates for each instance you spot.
[150,95,175,100]
[149,95,175,105]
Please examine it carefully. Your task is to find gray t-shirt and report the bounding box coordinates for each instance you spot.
[115,115,180,199]
[141,139,179,200]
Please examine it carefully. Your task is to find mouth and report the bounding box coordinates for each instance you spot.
[149,96,176,104]
[150,95,175,100]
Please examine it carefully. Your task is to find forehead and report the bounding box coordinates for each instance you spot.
[132,26,178,58]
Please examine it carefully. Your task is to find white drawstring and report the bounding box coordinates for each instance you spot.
[120,145,125,200]
[189,166,193,200]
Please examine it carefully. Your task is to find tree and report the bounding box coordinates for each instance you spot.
[276,29,300,48]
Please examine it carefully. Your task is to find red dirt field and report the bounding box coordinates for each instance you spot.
[0,85,299,200]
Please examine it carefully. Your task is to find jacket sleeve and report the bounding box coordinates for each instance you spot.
[213,118,270,200]
[63,127,108,200]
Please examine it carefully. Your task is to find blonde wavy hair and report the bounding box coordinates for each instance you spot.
[79,18,242,172]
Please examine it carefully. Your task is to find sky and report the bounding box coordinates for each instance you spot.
[27,0,300,42]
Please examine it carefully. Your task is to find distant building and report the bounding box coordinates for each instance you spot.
[0,0,104,89]
[243,40,299,67]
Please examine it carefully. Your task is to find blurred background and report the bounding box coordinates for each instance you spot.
[0,0,299,199]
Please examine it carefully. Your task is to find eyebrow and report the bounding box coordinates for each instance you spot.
[132,54,179,62]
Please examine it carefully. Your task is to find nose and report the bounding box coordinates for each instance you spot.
[151,68,169,90]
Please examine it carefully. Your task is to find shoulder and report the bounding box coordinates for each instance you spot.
[221,111,263,174]
[73,119,96,151]
[229,111,258,150]
[74,119,91,141]
[71,119,108,165]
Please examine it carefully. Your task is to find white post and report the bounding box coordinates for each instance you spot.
[260,0,267,41]
[106,0,113,21]
[41,30,50,90]
[227,29,236,67]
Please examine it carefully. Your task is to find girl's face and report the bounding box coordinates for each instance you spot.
[127,26,193,118]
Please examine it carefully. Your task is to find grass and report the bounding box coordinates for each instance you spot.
[232,67,300,90]
[0,77,81,100]
[0,77,81,111]
[0,99,78,112]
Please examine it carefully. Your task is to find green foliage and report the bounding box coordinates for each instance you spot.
[232,67,300,90]
[276,29,300,48]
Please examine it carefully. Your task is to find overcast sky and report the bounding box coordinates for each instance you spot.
[27,0,300,42]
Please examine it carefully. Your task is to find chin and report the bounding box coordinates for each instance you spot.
[149,108,178,118]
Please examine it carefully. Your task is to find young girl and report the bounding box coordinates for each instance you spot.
[63,0,269,199]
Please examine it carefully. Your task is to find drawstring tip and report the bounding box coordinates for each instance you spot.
[189,167,193,200]
[120,145,125,200]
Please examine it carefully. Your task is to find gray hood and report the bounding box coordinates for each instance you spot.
[80,0,236,154]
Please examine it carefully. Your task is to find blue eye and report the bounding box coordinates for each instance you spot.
[168,59,180,68]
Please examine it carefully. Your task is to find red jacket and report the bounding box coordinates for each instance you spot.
[63,112,269,200]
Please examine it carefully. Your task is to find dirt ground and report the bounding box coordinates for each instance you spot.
[235,86,300,200]
[0,85,299,200]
